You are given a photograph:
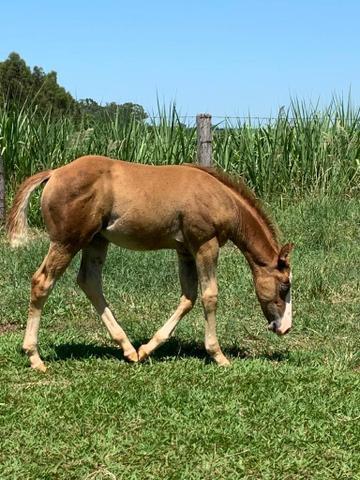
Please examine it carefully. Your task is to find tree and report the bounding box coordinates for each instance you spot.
[34,70,79,116]
[116,102,147,123]
[78,98,104,120]
[78,99,148,124]
[0,52,147,122]
[0,52,33,103]
[0,52,78,116]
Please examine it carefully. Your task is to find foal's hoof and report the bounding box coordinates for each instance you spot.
[124,350,139,363]
[214,354,231,367]
[138,345,150,362]
[219,358,231,367]
[31,362,47,373]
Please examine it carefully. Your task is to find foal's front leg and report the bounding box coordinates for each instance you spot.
[196,238,230,366]
[138,252,198,361]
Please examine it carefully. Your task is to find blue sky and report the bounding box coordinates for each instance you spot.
[1,0,359,117]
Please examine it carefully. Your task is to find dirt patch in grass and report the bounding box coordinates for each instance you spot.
[0,323,19,335]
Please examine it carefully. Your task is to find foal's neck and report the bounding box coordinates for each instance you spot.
[230,197,279,269]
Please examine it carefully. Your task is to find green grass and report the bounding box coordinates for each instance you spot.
[0,196,359,479]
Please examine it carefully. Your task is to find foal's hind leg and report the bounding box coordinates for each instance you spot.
[23,242,75,372]
[77,236,138,362]
[138,251,198,361]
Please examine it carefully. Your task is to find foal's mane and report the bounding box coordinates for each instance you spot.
[187,164,279,242]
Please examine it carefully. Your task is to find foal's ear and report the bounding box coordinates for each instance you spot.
[278,243,294,269]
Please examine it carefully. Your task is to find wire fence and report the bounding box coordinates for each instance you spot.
[146,111,360,127]
[146,115,285,127]
[145,113,303,127]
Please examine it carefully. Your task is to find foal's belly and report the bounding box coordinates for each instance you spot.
[101,229,178,250]
[101,215,181,251]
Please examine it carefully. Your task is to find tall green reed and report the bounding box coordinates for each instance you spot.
[220,97,360,197]
[1,97,359,210]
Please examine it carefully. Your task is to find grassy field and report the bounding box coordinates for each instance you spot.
[0,196,359,479]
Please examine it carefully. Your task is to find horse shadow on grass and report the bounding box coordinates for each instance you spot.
[47,338,290,364]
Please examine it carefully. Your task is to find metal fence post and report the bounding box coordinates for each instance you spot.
[196,113,212,166]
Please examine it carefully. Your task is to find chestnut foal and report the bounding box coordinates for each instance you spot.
[7,156,293,371]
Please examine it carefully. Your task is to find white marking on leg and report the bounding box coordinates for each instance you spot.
[100,306,137,359]
[23,309,47,371]
[138,297,192,360]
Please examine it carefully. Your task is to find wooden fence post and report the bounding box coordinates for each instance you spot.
[196,113,212,166]
[0,152,5,225]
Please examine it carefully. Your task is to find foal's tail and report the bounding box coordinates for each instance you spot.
[6,170,53,247]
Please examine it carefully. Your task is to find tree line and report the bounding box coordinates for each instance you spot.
[0,52,147,123]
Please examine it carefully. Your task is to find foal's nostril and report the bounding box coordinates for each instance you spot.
[268,321,277,332]
[275,326,292,336]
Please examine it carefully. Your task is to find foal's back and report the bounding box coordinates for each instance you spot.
[41,156,235,250]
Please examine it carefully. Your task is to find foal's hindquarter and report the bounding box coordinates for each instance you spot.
[22,157,239,371]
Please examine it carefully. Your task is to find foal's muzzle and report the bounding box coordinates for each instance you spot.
[268,320,292,336]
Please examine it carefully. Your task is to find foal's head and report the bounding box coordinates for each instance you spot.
[254,243,294,336]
